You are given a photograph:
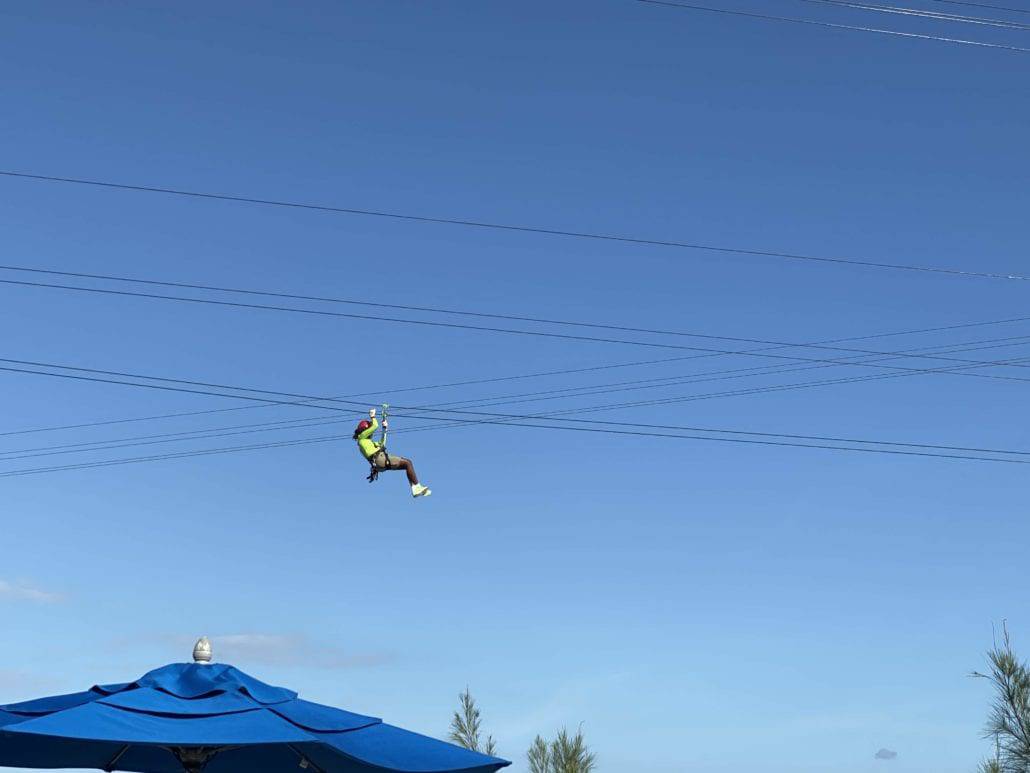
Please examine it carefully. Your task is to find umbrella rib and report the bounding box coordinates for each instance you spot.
[103,744,129,771]
[288,743,326,772]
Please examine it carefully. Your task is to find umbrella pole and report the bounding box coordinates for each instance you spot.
[168,745,227,773]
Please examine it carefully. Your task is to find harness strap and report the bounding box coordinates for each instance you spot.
[366,449,391,483]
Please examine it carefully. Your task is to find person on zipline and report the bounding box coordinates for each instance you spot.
[354,408,431,498]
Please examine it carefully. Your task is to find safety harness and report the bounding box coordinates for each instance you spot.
[366,403,390,483]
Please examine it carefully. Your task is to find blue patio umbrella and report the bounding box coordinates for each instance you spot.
[0,639,509,773]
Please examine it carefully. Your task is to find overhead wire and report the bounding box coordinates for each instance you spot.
[5,309,1030,444]
[636,0,1030,52]
[930,0,1030,14]
[1,412,1028,480]
[797,0,1030,29]
[422,336,1030,412]
[7,321,1030,437]
[1,332,1028,464]
[6,333,1028,461]
[8,277,1030,382]
[2,170,1029,280]
[391,351,1030,432]
[4,342,1030,474]
[9,265,1030,370]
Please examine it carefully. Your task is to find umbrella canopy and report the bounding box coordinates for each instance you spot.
[0,656,509,773]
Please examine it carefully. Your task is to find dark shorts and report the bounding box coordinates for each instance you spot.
[371,451,408,471]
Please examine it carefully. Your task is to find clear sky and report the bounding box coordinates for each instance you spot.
[1,2,1029,772]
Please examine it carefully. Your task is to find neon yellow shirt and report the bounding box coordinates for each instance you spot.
[356,417,382,459]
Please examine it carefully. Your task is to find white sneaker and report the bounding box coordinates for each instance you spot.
[411,484,431,498]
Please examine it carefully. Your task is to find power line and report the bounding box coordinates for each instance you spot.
[2,170,1028,281]
[4,309,1029,443]
[426,337,1030,413]
[637,0,1030,51]
[797,0,1030,29]
[0,364,364,414]
[8,328,1030,440]
[0,415,357,463]
[0,354,712,439]
[4,344,1030,473]
[0,277,715,353]
[9,264,1030,370]
[6,351,1030,465]
[399,409,1030,457]
[5,330,1030,434]
[931,0,1030,15]
[391,351,1030,432]
[2,334,1022,458]
[1,410,1027,480]
[10,276,1030,384]
[3,333,1027,461]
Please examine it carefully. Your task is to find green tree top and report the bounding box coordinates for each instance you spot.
[973,626,1030,773]
[448,688,497,756]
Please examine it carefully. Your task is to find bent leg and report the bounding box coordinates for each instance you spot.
[387,455,419,486]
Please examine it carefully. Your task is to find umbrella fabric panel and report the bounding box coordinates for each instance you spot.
[93,683,134,696]
[0,731,131,771]
[0,710,27,729]
[0,662,512,772]
[269,699,380,733]
[135,664,297,703]
[316,723,510,772]
[0,690,104,716]
[98,688,261,716]
[6,702,314,745]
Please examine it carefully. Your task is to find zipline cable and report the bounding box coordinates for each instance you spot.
[1,170,1028,280]
[931,0,1030,14]
[637,0,1030,52]
[8,306,1024,439]
[8,265,1030,370]
[4,334,1030,460]
[1,414,1027,480]
[4,345,1030,470]
[5,331,1030,438]
[5,364,1030,463]
[8,278,1030,380]
[421,337,1030,411]
[396,352,1030,433]
[796,0,1030,29]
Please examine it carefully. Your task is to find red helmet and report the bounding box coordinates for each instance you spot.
[356,419,372,433]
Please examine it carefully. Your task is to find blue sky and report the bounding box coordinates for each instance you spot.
[2,2,1029,771]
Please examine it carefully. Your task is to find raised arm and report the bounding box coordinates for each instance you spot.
[357,412,379,441]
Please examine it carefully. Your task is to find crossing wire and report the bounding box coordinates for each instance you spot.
[931,0,1030,14]
[5,354,1030,465]
[1,413,1027,479]
[9,265,1030,370]
[797,0,1030,29]
[7,277,1030,381]
[4,309,1030,442]
[4,344,1030,473]
[5,326,1030,439]
[637,0,1030,52]
[419,337,1030,411]
[5,333,1029,460]
[2,170,1029,280]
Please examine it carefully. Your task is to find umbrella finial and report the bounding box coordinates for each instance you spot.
[192,636,212,664]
